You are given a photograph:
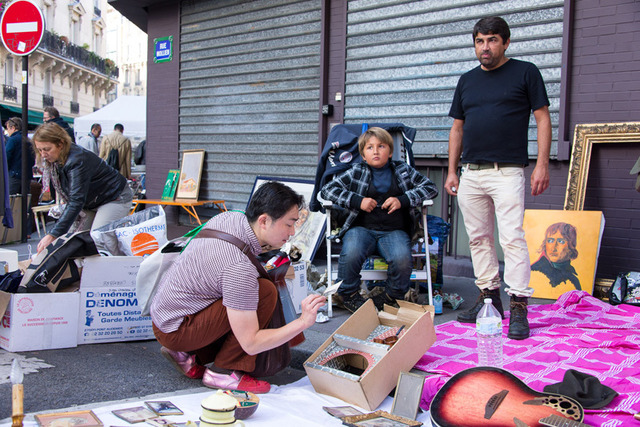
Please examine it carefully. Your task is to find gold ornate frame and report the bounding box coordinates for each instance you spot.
[564,122,640,210]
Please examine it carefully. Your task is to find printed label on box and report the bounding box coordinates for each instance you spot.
[79,286,153,344]
[78,256,153,344]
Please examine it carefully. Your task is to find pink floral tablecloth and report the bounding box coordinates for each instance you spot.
[416,291,640,426]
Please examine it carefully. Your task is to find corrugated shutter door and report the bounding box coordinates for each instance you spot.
[344,0,564,158]
[180,0,322,208]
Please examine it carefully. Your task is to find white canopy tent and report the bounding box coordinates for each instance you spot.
[73,96,146,139]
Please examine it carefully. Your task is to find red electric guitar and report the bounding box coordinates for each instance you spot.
[430,367,591,427]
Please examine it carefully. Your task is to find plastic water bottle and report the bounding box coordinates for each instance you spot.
[476,298,503,368]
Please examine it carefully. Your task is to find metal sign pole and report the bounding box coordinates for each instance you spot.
[21,56,29,242]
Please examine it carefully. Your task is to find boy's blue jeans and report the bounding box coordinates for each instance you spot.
[337,226,412,299]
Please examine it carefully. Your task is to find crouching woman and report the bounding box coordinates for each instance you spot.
[150,182,326,393]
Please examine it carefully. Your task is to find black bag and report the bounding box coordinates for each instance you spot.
[249,278,292,378]
[0,270,23,293]
[19,231,98,293]
[106,147,120,171]
[608,272,640,306]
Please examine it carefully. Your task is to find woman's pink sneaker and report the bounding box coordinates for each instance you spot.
[202,369,271,394]
[160,347,206,379]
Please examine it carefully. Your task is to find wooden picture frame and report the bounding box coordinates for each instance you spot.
[391,371,426,420]
[35,410,102,427]
[564,122,640,210]
[161,169,180,201]
[341,410,422,426]
[248,176,326,262]
[175,149,205,200]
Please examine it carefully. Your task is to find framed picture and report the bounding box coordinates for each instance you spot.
[248,176,326,262]
[161,169,180,201]
[175,149,205,200]
[341,410,422,426]
[35,410,102,427]
[564,122,640,210]
[391,371,426,421]
[524,209,605,299]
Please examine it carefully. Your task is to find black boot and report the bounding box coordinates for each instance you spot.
[370,291,399,311]
[456,288,504,323]
[508,296,530,340]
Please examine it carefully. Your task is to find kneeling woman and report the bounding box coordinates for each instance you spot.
[33,122,133,254]
[150,182,326,393]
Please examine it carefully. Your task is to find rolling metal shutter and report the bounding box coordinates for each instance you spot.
[344,0,564,158]
[180,0,322,208]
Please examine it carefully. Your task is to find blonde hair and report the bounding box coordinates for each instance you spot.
[33,122,72,165]
[357,127,394,157]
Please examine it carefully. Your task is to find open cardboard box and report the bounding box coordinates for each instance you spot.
[304,299,436,411]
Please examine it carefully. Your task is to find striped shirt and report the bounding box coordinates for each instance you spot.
[150,211,263,333]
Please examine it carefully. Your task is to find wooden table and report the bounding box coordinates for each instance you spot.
[129,199,227,225]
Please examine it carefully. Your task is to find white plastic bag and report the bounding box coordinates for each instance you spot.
[91,205,167,256]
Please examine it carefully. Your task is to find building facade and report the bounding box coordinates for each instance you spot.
[0,0,118,129]
[104,4,147,101]
[111,0,640,279]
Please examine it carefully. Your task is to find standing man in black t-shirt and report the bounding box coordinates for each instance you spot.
[444,16,551,340]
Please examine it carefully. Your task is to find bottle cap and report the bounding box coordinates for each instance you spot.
[484,298,492,304]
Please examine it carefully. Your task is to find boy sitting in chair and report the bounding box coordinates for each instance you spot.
[321,127,438,312]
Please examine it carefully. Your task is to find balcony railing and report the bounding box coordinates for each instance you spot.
[40,30,118,78]
[43,94,54,107]
[70,101,79,114]
[3,85,17,101]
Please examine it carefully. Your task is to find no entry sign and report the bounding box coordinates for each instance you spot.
[1,0,45,56]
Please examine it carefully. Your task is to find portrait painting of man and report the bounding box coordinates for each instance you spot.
[524,210,605,299]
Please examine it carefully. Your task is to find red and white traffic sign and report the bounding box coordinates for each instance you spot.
[1,0,45,56]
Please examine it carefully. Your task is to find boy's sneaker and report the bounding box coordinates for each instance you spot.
[340,291,367,313]
[202,369,271,394]
[161,347,206,379]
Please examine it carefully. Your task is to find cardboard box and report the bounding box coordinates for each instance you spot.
[0,291,79,352]
[77,256,154,344]
[285,261,307,314]
[304,300,436,411]
[0,248,19,272]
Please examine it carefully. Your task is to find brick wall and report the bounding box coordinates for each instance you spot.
[564,0,640,277]
[146,3,181,222]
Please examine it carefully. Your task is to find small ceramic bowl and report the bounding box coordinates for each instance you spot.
[222,390,260,420]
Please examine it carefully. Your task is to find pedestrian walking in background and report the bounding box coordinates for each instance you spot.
[77,123,102,155]
[99,123,132,179]
[5,117,34,194]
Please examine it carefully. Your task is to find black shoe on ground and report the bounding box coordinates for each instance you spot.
[456,287,504,323]
[340,291,367,313]
[370,291,399,311]
[508,296,530,340]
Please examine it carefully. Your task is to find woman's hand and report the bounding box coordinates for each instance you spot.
[299,294,327,328]
[37,234,56,254]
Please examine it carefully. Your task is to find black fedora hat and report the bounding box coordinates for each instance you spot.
[543,369,618,409]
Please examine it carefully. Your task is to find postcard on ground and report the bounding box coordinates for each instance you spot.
[524,209,605,299]
[145,401,184,416]
[35,410,102,427]
[112,406,158,423]
[322,405,364,418]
